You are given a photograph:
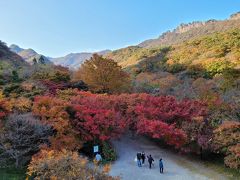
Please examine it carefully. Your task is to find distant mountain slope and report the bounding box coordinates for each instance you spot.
[139,12,240,48]
[10,44,111,69]
[51,53,92,69]
[9,44,52,65]
[51,50,111,69]
[104,46,165,67]
[125,28,240,81]
[0,41,28,68]
[106,12,240,68]
[166,28,240,71]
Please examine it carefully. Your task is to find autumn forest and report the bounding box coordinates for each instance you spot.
[0,8,240,180]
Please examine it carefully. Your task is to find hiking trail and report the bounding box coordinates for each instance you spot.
[109,134,231,180]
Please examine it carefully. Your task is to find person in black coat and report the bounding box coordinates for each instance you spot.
[136,152,142,167]
[141,151,146,165]
[147,154,154,169]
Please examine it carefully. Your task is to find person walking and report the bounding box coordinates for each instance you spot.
[136,152,142,167]
[159,158,164,173]
[147,154,154,169]
[141,151,146,165]
[95,153,102,165]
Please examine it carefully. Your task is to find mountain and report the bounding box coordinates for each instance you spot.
[106,12,240,68]
[139,12,240,48]
[0,41,28,68]
[9,44,111,69]
[9,44,52,65]
[51,50,111,69]
[7,12,240,70]
[0,41,29,84]
[9,44,24,53]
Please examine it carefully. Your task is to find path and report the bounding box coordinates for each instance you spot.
[109,134,230,180]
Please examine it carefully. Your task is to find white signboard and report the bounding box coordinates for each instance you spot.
[93,145,99,153]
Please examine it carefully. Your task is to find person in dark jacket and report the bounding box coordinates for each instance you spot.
[136,152,142,167]
[159,158,164,173]
[147,154,154,169]
[141,151,146,165]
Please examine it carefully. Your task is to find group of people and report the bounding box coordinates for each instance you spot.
[136,152,164,173]
[95,151,164,174]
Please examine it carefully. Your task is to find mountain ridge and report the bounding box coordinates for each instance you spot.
[139,12,240,48]
[9,44,111,69]
[9,44,51,65]
[51,50,111,69]
[8,12,240,69]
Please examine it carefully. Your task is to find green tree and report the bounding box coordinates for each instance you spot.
[32,58,37,65]
[38,55,45,64]
[11,70,20,82]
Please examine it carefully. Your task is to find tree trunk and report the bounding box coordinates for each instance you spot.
[15,158,19,168]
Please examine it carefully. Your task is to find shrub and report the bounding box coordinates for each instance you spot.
[101,141,117,163]
[27,149,118,180]
[3,83,23,97]
[204,59,234,78]
[165,63,186,73]
[213,121,240,170]
[224,144,240,170]
[11,97,32,113]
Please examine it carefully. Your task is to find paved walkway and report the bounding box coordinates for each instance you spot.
[109,134,230,180]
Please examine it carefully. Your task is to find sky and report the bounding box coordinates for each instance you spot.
[0,0,239,57]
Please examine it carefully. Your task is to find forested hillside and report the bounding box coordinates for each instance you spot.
[106,12,240,68]
[110,29,240,120]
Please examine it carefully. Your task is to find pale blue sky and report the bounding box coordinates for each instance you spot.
[0,0,239,57]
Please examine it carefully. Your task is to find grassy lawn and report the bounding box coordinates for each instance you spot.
[201,159,240,179]
[0,168,26,180]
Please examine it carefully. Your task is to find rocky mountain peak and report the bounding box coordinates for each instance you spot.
[9,44,24,53]
[174,21,206,33]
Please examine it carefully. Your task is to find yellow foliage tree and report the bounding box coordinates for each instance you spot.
[11,97,32,112]
[27,149,118,180]
[74,54,131,94]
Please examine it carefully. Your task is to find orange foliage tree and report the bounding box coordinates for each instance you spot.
[213,121,240,169]
[0,90,12,119]
[32,96,80,150]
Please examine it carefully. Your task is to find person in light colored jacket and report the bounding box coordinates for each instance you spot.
[95,153,102,164]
